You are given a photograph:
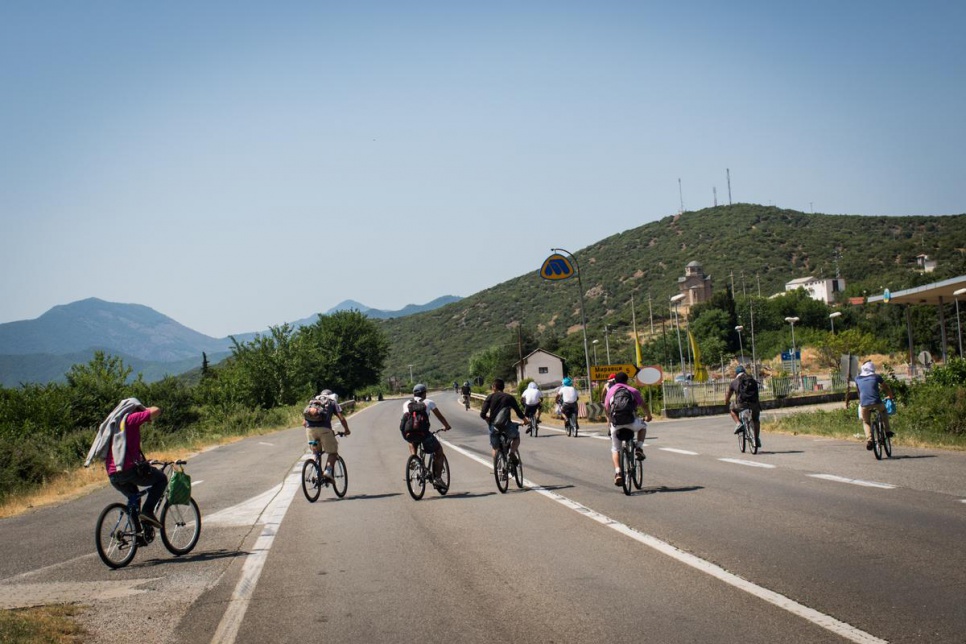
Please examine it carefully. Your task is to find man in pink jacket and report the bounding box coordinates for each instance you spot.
[106,405,165,528]
[603,372,652,487]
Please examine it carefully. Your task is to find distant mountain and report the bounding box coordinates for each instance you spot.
[0,295,462,386]
[287,296,464,327]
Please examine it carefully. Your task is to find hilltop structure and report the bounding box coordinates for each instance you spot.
[784,276,846,304]
[677,261,713,306]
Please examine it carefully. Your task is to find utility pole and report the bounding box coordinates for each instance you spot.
[713,186,718,207]
[678,178,685,214]
[727,168,732,205]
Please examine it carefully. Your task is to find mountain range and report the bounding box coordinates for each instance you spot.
[0,296,461,387]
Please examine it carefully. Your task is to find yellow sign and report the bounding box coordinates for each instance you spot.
[590,364,636,380]
[539,254,575,280]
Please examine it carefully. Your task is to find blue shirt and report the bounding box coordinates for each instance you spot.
[855,374,884,406]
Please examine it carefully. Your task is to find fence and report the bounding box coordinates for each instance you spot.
[662,373,847,410]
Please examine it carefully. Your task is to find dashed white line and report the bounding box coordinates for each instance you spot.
[719,458,776,469]
[440,438,885,644]
[808,474,896,489]
[661,447,699,455]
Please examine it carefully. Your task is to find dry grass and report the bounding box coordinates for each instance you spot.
[0,604,87,643]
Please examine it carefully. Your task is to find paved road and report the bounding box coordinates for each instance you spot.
[1,395,964,643]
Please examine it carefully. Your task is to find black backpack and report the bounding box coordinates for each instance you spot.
[491,405,511,430]
[609,387,637,426]
[400,399,431,437]
[737,375,759,405]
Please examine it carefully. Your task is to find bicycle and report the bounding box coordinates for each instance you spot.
[564,408,578,438]
[95,460,202,569]
[302,432,348,501]
[736,408,758,455]
[869,408,893,460]
[524,412,539,437]
[616,427,644,495]
[462,393,471,411]
[493,427,524,493]
[405,429,450,500]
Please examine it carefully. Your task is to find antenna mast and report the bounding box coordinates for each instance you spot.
[726,168,732,205]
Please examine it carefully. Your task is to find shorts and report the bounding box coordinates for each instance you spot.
[489,423,520,449]
[610,420,645,453]
[523,404,540,417]
[306,425,339,454]
[402,429,441,454]
[734,404,761,424]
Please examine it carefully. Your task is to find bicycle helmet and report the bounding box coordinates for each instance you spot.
[735,365,745,375]
[562,377,573,386]
[413,383,428,398]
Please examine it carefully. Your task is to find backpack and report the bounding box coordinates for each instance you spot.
[400,399,431,437]
[303,399,333,425]
[737,375,759,405]
[491,405,511,430]
[609,386,637,426]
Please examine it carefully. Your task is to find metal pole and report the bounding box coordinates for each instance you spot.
[750,300,758,380]
[552,248,593,399]
[671,295,686,378]
[604,324,611,364]
[735,326,744,365]
[955,288,966,357]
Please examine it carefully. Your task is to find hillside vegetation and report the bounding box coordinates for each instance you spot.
[381,204,966,384]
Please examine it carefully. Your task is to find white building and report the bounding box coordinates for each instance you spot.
[514,349,565,387]
[784,276,846,304]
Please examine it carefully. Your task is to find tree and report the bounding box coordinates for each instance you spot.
[300,310,390,397]
[66,352,138,430]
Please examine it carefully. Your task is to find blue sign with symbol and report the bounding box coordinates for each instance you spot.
[540,254,575,280]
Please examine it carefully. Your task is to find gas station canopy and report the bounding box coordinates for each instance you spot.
[866,275,966,306]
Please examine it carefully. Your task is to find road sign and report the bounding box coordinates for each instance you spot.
[636,365,663,385]
[590,364,636,380]
[539,254,575,280]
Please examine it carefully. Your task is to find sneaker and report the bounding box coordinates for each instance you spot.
[433,477,445,488]
[525,427,532,435]
[866,439,874,450]
[614,473,623,486]
[509,453,519,466]
[755,438,762,448]
[734,423,743,434]
[139,512,162,529]
[322,469,334,482]
[886,431,895,438]
[635,448,645,461]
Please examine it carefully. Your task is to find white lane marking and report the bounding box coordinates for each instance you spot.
[0,579,160,610]
[204,484,283,527]
[808,474,897,490]
[210,465,302,644]
[258,442,274,446]
[440,438,886,644]
[661,447,699,455]
[719,458,776,469]
[191,480,204,487]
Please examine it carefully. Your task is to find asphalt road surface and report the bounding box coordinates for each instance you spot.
[1,393,964,643]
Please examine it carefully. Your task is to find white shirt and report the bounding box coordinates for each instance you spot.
[521,387,542,405]
[556,386,578,404]
[401,398,436,413]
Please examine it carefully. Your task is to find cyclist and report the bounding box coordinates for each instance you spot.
[724,365,761,448]
[401,384,452,484]
[460,381,472,410]
[520,381,543,434]
[855,360,895,450]
[604,372,651,486]
[555,377,580,432]
[303,389,351,482]
[102,400,166,529]
[480,378,526,464]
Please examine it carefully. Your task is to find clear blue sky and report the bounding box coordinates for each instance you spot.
[2,1,964,337]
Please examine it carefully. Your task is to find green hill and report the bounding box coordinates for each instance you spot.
[380,204,966,384]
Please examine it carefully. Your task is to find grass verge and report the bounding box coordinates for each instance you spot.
[0,605,87,643]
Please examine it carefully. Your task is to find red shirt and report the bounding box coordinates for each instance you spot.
[105,409,152,475]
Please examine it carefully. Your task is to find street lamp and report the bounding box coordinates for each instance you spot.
[735,325,744,366]
[551,248,593,396]
[829,311,842,334]
[592,339,599,365]
[408,364,414,383]
[671,294,686,378]
[604,324,611,364]
[784,317,800,388]
[954,288,966,358]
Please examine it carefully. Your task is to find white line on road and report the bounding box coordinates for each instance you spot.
[660,447,699,455]
[808,474,897,489]
[191,480,204,487]
[210,463,302,644]
[258,442,274,446]
[441,438,886,644]
[718,458,776,469]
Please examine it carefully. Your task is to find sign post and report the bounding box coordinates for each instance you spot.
[542,249,593,401]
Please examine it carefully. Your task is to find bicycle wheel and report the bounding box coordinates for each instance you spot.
[160,498,201,556]
[302,459,322,502]
[620,447,633,495]
[331,455,348,498]
[632,450,644,490]
[433,453,450,495]
[406,455,426,500]
[748,426,758,455]
[883,424,893,458]
[512,454,524,488]
[565,416,572,437]
[871,412,883,460]
[738,423,747,453]
[494,451,509,493]
[95,503,139,569]
[532,417,539,438]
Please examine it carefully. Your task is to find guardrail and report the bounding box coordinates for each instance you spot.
[662,375,846,410]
